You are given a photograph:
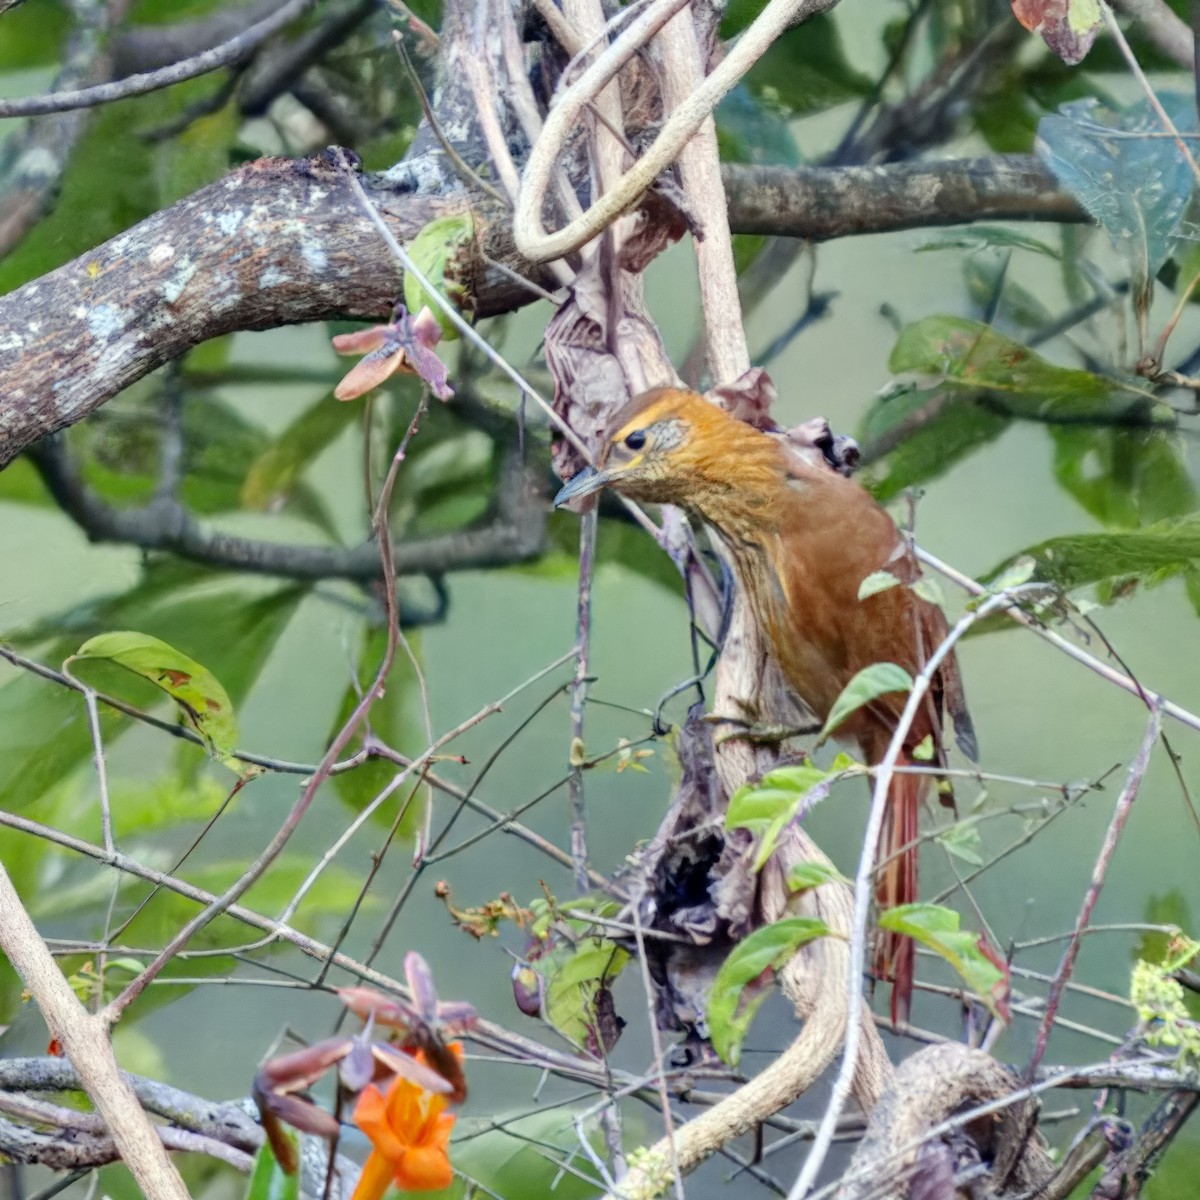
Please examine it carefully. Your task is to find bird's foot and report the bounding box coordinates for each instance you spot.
[703,713,820,747]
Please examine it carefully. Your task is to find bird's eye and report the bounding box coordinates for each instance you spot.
[624,429,647,450]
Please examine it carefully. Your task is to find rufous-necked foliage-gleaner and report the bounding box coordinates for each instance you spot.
[554,386,976,1021]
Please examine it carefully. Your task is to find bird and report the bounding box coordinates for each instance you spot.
[554,386,976,1021]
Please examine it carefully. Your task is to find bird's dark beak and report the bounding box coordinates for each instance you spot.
[553,465,610,508]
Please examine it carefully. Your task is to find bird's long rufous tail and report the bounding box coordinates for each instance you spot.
[874,753,923,1024]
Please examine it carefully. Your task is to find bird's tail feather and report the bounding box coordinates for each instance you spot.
[874,755,922,1024]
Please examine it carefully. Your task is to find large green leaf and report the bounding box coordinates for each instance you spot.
[726,756,860,870]
[0,574,303,809]
[403,214,474,339]
[0,1,69,70]
[242,390,361,512]
[245,1137,299,1200]
[542,937,629,1051]
[861,386,1010,503]
[877,903,1007,1018]
[820,663,912,742]
[1051,426,1197,529]
[329,624,427,830]
[981,513,1200,613]
[67,631,240,767]
[888,316,1169,424]
[1038,94,1198,288]
[707,918,835,1065]
[75,390,338,533]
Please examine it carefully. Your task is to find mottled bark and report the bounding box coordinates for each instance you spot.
[722,155,1083,240]
[0,151,531,468]
[0,151,1080,471]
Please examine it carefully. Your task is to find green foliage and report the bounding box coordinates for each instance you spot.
[935,822,984,866]
[707,918,835,1065]
[241,390,361,512]
[0,1,68,70]
[819,663,912,743]
[73,389,338,533]
[861,385,1010,503]
[328,623,427,832]
[1051,427,1197,530]
[889,316,1168,424]
[915,227,1063,259]
[1038,94,1199,294]
[726,755,862,870]
[716,85,801,167]
[1130,934,1200,1067]
[542,937,629,1050]
[877,903,1007,1017]
[786,860,849,892]
[421,1110,605,1200]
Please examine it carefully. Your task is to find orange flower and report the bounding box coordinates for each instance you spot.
[350,1046,461,1198]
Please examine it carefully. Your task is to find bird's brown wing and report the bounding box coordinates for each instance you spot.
[773,468,975,760]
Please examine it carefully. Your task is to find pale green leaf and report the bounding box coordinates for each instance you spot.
[708,918,835,1065]
[878,903,1006,1017]
[936,823,984,866]
[819,663,912,743]
[858,570,901,599]
[68,632,240,768]
[786,860,849,893]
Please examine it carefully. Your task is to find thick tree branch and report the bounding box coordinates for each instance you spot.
[722,155,1084,239]
[29,433,548,579]
[0,154,1079,471]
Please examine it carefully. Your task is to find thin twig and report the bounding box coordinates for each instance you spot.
[1025,706,1162,1079]
[0,0,319,117]
[787,583,1045,1200]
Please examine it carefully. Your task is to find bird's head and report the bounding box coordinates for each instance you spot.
[553,387,782,513]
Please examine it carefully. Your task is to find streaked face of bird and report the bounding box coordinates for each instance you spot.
[553,388,783,515]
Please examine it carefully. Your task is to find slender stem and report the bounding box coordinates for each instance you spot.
[1025,707,1161,1079]
[787,585,1042,1200]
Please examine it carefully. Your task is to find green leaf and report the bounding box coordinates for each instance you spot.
[541,938,629,1050]
[0,459,53,507]
[1038,94,1198,287]
[1051,426,1197,530]
[708,918,834,1065]
[889,316,1169,424]
[67,632,240,766]
[861,387,1010,504]
[819,664,912,743]
[443,1110,607,1200]
[0,3,69,70]
[878,903,1006,1016]
[858,571,901,600]
[981,513,1200,606]
[727,756,860,869]
[329,624,427,830]
[716,84,801,166]
[246,1135,299,1200]
[786,860,849,892]
[935,822,983,866]
[403,214,475,340]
